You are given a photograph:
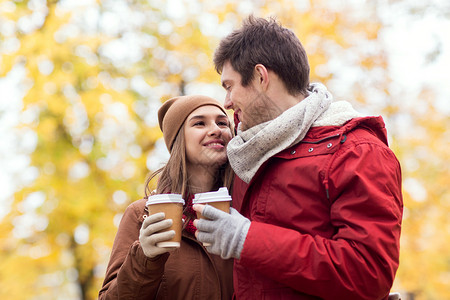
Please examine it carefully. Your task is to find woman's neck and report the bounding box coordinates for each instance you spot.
[187,163,218,194]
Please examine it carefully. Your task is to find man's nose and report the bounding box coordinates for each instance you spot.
[224,94,233,110]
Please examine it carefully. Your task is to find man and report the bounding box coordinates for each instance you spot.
[193,16,403,300]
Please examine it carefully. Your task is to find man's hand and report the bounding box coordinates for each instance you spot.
[139,212,175,258]
[193,204,250,259]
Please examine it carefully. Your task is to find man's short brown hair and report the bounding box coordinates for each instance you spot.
[214,15,310,97]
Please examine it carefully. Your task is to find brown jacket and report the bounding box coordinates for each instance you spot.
[99,199,234,300]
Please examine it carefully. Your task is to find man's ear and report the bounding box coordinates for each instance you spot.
[254,64,269,91]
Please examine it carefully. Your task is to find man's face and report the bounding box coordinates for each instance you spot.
[221,61,280,131]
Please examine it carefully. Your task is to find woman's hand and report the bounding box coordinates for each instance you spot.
[139,212,176,258]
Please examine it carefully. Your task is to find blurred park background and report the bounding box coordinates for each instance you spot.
[0,0,449,299]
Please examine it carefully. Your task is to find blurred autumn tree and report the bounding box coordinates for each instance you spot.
[0,0,448,299]
[0,0,223,299]
[390,93,450,300]
[373,2,450,299]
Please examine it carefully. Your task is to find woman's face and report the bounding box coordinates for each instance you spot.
[184,105,232,168]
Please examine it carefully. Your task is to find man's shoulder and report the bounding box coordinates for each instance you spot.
[343,116,390,147]
[301,116,394,157]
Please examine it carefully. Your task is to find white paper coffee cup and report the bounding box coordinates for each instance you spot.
[146,194,185,248]
[193,187,231,246]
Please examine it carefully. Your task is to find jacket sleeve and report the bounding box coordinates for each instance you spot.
[98,201,169,300]
[239,142,403,300]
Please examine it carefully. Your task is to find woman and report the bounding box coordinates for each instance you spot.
[99,95,234,299]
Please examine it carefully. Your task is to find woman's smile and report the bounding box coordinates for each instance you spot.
[203,139,225,149]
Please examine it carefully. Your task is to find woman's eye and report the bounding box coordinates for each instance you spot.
[218,121,229,126]
[194,121,204,126]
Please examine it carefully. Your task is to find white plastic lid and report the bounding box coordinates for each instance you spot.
[146,193,185,206]
[193,187,232,204]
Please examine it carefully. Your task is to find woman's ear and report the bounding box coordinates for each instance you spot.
[254,64,269,91]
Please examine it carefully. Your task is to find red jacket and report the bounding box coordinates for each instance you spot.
[232,117,403,300]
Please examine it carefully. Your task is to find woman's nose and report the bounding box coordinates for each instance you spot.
[208,123,222,136]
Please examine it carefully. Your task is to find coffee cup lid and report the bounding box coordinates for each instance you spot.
[146,193,185,206]
[192,187,232,204]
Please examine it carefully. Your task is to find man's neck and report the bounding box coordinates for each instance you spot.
[266,71,306,114]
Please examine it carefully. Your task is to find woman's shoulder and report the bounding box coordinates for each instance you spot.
[127,198,147,209]
[124,198,147,218]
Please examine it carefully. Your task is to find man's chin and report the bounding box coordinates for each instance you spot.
[238,122,248,132]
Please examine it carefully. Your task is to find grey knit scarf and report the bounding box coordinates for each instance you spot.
[227,83,362,183]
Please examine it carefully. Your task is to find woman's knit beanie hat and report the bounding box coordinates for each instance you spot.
[158,95,227,152]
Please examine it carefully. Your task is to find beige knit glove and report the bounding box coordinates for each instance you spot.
[139,212,175,258]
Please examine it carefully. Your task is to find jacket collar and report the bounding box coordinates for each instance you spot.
[303,116,388,146]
